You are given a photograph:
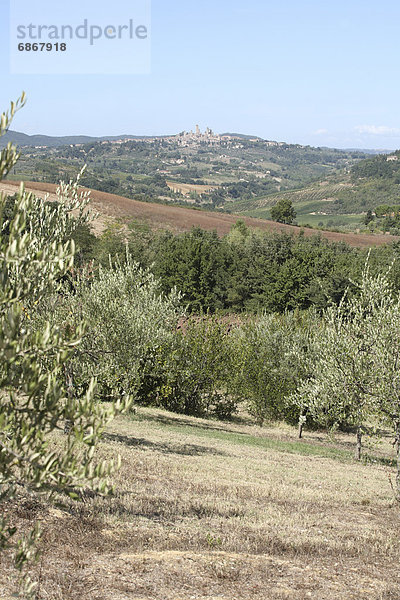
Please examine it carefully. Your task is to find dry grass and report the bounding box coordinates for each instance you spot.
[1,407,400,599]
[166,182,217,196]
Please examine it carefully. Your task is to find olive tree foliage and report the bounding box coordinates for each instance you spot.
[0,96,129,590]
[367,278,400,498]
[293,260,400,465]
[231,311,317,426]
[136,317,237,419]
[43,256,183,402]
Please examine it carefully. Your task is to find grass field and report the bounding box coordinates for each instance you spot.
[295,213,362,228]
[242,206,363,229]
[233,180,367,230]
[241,207,363,228]
[166,181,217,196]
[2,407,400,600]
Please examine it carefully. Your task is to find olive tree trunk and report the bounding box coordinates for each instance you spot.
[355,426,363,461]
[395,421,400,501]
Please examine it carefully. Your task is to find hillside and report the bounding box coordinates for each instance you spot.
[233,177,360,228]
[237,152,400,230]
[0,180,396,248]
[0,130,161,149]
[4,132,367,205]
[1,406,399,599]
[4,129,400,235]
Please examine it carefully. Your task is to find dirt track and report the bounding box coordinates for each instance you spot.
[1,180,396,247]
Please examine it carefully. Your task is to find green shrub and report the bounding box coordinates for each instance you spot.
[231,312,316,425]
[0,96,129,592]
[33,255,182,402]
[136,317,237,419]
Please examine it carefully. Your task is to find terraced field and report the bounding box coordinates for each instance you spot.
[232,179,360,226]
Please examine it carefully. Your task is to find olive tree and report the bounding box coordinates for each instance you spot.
[136,316,236,419]
[43,255,183,402]
[293,261,392,459]
[0,96,129,593]
[231,311,316,426]
[367,276,400,498]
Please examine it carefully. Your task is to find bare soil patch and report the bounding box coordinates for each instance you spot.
[1,180,396,247]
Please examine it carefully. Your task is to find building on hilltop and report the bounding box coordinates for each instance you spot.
[175,125,222,147]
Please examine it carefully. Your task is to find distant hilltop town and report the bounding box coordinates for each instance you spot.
[5,126,288,150]
[104,126,255,148]
[97,126,277,149]
[176,125,224,147]
[172,125,271,148]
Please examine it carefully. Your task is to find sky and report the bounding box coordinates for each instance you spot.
[1,0,400,149]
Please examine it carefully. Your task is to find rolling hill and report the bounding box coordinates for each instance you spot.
[4,132,368,213]
[234,151,400,231]
[0,180,395,248]
[0,130,154,149]
[3,129,399,234]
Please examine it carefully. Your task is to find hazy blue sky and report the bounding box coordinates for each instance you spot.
[1,0,400,149]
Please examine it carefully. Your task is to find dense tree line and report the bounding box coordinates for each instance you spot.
[69,218,400,314]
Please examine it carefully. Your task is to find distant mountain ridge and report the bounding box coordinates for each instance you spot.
[2,129,265,149]
[1,130,389,153]
[0,130,152,149]
[343,148,392,155]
